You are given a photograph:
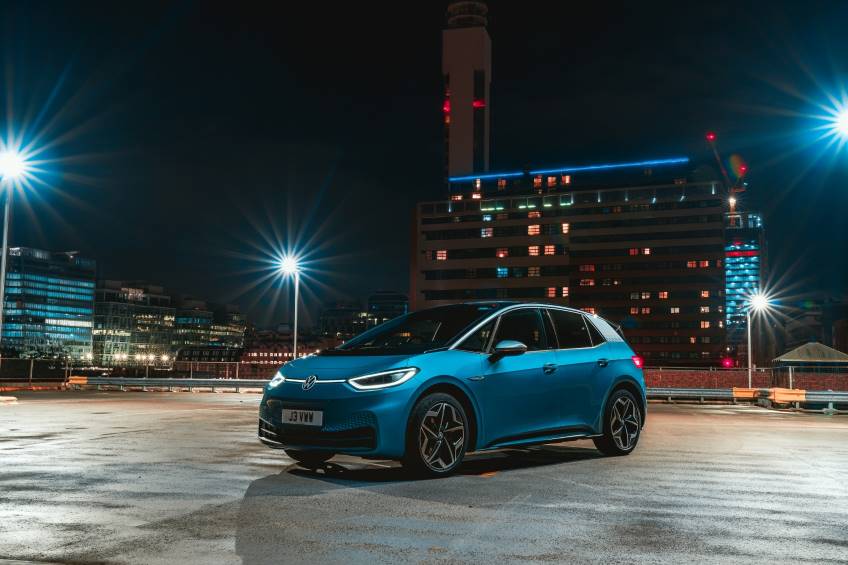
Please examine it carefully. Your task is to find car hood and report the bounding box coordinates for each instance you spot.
[278,353,415,380]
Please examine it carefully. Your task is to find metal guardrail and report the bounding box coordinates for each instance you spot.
[647,388,735,401]
[74,377,269,391]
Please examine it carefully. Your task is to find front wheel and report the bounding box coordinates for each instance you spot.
[593,389,642,456]
[285,449,334,468]
[403,393,469,477]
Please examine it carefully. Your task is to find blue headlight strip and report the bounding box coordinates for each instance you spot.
[447,157,690,183]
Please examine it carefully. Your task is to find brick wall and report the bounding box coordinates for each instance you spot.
[645,368,848,390]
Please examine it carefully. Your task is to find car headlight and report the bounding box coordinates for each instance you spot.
[348,368,419,391]
[267,371,286,388]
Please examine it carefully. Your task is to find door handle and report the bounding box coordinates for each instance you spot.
[543,363,557,374]
[597,358,609,368]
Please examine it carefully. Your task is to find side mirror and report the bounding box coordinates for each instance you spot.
[490,340,528,360]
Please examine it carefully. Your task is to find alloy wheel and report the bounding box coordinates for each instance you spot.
[610,396,640,451]
[418,401,465,472]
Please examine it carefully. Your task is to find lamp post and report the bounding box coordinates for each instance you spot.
[746,292,771,388]
[279,255,301,360]
[0,149,29,355]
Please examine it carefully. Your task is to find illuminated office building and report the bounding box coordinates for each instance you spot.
[410,159,766,365]
[1,247,95,359]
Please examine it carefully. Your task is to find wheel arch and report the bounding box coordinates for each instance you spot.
[407,378,481,452]
[606,376,647,428]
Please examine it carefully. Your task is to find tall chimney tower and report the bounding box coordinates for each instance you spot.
[442,1,491,179]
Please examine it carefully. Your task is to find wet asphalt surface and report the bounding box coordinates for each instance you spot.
[1,391,847,564]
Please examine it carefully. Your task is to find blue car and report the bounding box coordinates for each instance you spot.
[259,302,646,477]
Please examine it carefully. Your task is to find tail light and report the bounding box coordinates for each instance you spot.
[631,355,644,369]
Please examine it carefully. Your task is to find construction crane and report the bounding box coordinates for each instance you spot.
[705,131,747,213]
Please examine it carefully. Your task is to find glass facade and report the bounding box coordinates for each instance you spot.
[2,247,95,359]
[725,212,765,345]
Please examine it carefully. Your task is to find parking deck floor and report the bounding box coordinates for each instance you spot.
[1,391,847,564]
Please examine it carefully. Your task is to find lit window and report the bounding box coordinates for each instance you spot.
[528,224,540,235]
[436,250,447,261]
[658,291,669,299]
[528,211,541,219]
[630,307,639,315]
[528,245,540,256]
[497,179,507,191]
[699,260,709,268]
[579,279,595,287]
[544,245,555,255]
[690,336,696,344]
[561,223,570,234]
[561,286,570,297]
[496,248,509,258]
[528,267,540,277]
[472,192,482,200]
[579,264,595,272]
[562,174,571,185]
[700,321,710,329]
[670,307,680,314]
[641,291,651,299]
[451,194,463,201]
[687,261,697,268]
[481,227,493,238]
[533,176,542,188]
[582,307,596,315]
[642,248,651,255]
[641,307,651,314]
[701,290,710,298]
[629,248,639,256]
[613,279,622,285]
[482,214,492,221]
[496,267,508,278]
[630,292,640,300]
[546,287,556,298]
[700,306,710,313]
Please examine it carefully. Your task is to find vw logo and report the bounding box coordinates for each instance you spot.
[302,375,318,391]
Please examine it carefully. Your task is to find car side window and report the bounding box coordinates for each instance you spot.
[457,320,495,352]
[584,317,606,346]
[493,308,548,351]
[549,309,593,349]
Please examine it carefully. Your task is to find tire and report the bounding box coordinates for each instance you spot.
[593,388,642,456]
[285,449,334,468]
[403,392,469,477]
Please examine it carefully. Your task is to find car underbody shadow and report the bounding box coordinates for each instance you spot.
[287,442,602,485]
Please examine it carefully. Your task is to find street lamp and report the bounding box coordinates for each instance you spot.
[0,148,31,355]
[746,292,771,388]
[832,107,848,138]
[279,254,301,360]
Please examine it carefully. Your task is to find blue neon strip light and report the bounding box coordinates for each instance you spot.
[449,171,524,183]
[448,157,689,183]
[529,157,689,176]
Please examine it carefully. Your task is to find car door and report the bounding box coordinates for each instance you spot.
[476,307,560,446]
[547,309,606,430]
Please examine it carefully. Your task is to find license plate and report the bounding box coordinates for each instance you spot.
[282,409,323,427]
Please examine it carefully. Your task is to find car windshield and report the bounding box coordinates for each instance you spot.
[324,303,505,356]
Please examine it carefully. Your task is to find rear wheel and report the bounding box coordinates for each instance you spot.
[593,389,642,456]
[403,393,469,477]
[285,449,334,468]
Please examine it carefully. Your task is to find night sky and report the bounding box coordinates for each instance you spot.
[2,1,847,328]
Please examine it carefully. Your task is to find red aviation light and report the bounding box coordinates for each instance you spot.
[706,132,717,142]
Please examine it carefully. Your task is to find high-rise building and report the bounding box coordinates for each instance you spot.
[442,1,491,178]
[171,296,245,350]
[1,247,95,359]
[410,160,763,366]
[93,281,176,366]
